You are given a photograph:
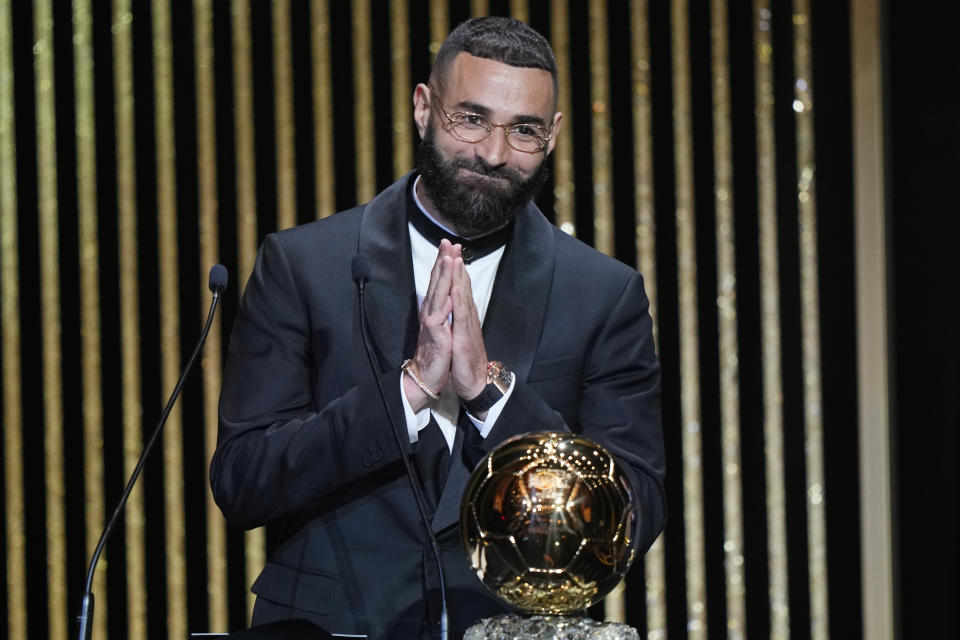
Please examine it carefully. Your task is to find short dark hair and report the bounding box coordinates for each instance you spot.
[431,17,559,106]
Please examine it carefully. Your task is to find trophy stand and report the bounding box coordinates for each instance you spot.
[464,614,639,640]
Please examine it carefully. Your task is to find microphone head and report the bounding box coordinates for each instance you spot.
[351,253,371,284]
[209,264,229,293]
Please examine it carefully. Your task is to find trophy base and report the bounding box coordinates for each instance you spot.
[464,614,640,640]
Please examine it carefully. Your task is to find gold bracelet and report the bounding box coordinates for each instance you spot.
[400,359,440,400]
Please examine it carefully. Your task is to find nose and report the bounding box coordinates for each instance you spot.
[474,125,510,168]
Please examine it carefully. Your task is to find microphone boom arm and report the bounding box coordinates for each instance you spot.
[75,266,227,640]
[352,255,449,640]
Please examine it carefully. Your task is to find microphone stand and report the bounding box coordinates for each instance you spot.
[352,255,449,640]
[75,265,228,640]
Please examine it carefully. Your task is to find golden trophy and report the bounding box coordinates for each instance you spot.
[461,432,640,640]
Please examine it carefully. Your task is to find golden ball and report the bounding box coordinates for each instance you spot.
[460,432,638,614]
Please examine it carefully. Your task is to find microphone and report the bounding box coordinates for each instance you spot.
[209,263,228,293]
[350,253,370,293]
[75,264,229,640]
[350,254,449,640]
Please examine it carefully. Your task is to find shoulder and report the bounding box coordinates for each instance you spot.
[247,207,368,304]
[517,203,638,281]
[268,205,366,255]
[512,203,642,300]
[551,225,640,287]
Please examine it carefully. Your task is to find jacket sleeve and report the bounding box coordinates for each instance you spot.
[462,270,666,552]
[210,233,406,530]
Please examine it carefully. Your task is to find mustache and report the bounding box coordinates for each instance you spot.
[450,158,525,184]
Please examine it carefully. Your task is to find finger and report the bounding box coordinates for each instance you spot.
[436,290,453,322]
[451,258,478,318]
[423,248,446,302]
[438,238,458,264]
[450,257,466,304]
[424,239,455,296]
[449,261,487,399]
[424,256,454,317]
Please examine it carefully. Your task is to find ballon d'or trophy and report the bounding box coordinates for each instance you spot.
[461,432,641,640]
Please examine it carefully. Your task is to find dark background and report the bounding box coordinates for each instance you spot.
[886,0,960,637]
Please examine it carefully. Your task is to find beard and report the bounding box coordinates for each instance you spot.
[415,123,550,237]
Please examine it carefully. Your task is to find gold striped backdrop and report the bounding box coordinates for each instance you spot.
[754,4,791,638]
[74,0,102,637]
[112,0,146,636]
[33,3,68,640]
[193,0,225,633]
[0,1,871,638]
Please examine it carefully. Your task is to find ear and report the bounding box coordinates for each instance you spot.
[413,83,431,140]
[545,111,563,156]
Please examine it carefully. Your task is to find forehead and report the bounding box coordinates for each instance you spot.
[439,53,555,121]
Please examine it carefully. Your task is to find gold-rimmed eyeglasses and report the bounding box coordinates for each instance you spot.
[429,86,552,154]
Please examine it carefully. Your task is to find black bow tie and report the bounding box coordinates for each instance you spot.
[406,189,513,264]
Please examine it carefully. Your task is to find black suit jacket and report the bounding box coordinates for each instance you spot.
[212,174,666,638]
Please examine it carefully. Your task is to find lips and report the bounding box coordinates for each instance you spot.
[458,167,510,187]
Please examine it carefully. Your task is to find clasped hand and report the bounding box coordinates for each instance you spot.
[404,239,488,413]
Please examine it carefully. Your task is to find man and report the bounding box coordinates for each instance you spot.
[212,16,665,639]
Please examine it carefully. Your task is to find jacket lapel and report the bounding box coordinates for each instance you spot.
[480,201,556,383]
[357,174,420,370]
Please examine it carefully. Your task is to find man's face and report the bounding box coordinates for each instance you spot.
[413,53,562,236]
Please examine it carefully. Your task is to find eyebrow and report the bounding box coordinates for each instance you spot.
[453,100,548,127]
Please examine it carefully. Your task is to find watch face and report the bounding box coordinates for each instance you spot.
[488,361,513,390]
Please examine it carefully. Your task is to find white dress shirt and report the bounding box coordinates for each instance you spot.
[399,176,515,451]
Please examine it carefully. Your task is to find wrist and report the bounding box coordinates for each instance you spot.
[461,361,513,415]
[402,373,433,413]
[463,376,487,401]
[401,359,441,412]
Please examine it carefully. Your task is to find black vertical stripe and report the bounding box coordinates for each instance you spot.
[291,0,318,224]
[92,0,130,633]
[130,1,168,637]
[888,1,960,638]
[568,0,594,247]
[11,0,49,635]
[50,0,89,637]
[608,0,637,267]
[809,1,862,638]
[727,1,769,638]
[251,0,278,237]
[647,0,687,636]
[371,2,397,191]
[328,0,357,212]
[170,1,209,633]
[770,2,811,637]
[687,0,729,637]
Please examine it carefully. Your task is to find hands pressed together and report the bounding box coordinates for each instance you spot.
[403,239,489,415]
